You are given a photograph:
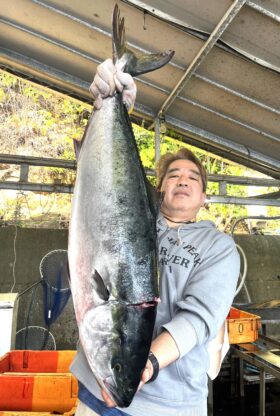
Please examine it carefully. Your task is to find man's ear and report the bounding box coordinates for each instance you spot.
[201,193,207,207]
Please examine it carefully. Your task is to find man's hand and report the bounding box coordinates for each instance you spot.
[138,357,154,390]
[100,358,154,408]
[89,58,137,113]
[100,331,180,407]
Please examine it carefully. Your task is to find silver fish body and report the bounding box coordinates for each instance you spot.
[69,94,158,406]
[68,4,174,407]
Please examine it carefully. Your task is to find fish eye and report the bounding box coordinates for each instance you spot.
[113,362,123,373]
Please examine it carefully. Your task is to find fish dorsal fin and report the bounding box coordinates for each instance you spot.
[92,270,110,301]
[73,113,93,159]
[73,139,83,159]
[112,4,175,76]
[145,179,161,219]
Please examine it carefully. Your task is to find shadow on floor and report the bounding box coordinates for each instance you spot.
[213,381,280,416]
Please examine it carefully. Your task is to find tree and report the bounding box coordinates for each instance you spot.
[1,70,277,233]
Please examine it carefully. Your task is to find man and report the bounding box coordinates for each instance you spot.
[72,60,240,416]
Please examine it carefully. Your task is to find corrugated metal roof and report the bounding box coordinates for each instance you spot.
[0,0,279,178]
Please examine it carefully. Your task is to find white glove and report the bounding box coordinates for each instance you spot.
[89,58,137,113]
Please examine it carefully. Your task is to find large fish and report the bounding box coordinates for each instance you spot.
[68,4,174,408]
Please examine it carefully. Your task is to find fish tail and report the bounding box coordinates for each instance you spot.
[112,5,126,64]
[112,5,174,77]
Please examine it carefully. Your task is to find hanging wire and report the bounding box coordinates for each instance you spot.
[10,191,22,292]
[143,10,147,30]
[21,191,32,218]
[10,225,18,292]
[39,188,55,214]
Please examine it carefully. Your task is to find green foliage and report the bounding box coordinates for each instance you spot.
[0,70,278,232]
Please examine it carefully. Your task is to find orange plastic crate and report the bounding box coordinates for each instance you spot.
[0,408,76,416]
[0,350,78,413]
[227,307,261,344]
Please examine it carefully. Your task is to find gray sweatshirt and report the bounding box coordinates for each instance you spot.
[71,215,240,415]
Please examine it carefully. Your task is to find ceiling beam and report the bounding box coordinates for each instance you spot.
[1,180,279,206]
[149,0,247,126]
[124,0,280,25]
[246,1,280,23]
[194,73,280,116]
[0,153,76,169]
[1,59,278,178]
[0,48,91,100]
[207,195,280,207]
[249,190,280,200]
[130,75,280,145]
[28,1,280,118]
[0,11,280,122]
[2,40,279,145]
[2,66,280,176]
[208,175,280,187]
[124,0,280,74]
[0,181,73,194]
[1,153,280,187]
[163,113,280,176]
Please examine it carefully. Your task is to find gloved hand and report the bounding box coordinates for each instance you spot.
[90,58,137,113]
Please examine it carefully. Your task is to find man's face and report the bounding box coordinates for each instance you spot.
[160,159,206,219]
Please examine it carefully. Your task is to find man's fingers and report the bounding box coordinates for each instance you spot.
[115,71,136,93]
[114,75,124,93]
[93,95,103,110]
[97,59,116,96]
[89,82,100,99]
[141,364,153,384]
[137,367,150,392]
[115,71,137,113]
[101,388,116,408]
[89,58,137,112]
[94,74,112,97]
[89,82,103,109]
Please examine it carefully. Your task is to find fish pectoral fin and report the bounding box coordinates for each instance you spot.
[62,259,71,283]
[92,270,110,301]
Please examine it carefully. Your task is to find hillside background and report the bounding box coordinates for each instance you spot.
[0,70,279,233]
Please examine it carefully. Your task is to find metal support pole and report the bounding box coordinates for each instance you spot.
[239,358,244,398]
[219,181,227,196]
[154,117,161,163]
[230,354,237,397]
[19,164,29,182]
[247,1,280,23]
[259,369,266,416]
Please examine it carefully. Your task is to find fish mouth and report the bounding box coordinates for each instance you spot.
[103,377,117,397]
[103,377,133,408]
[103,377,121,404]
[128,298,159,309]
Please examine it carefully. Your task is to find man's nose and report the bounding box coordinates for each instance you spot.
[177,177,188,187]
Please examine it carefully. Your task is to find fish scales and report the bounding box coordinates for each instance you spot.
[68,4,174,408]
[70,94,157,307]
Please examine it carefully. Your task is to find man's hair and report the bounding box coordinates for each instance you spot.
[156,148,207,192]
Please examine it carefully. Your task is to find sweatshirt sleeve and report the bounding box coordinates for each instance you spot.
[162,233,240,358]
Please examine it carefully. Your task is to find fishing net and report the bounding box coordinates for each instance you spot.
[39,249,71,326]
[15,325,56,350]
